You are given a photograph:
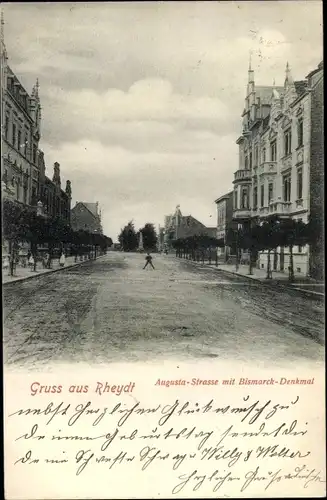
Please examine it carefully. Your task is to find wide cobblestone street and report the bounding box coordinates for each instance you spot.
[3,252,324,371]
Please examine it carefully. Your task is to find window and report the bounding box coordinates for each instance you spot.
[268,183,274,203]
[12,123,16,148]
[253,186,258,209]
[298,119,304,147]
[23,135,27,156]
[270,140,277,161]
[33,145,37,164]
[249,152,253,169]
[31,187,37,205]
[262,147,266,163]
[254,146,258,166]
[5,113,9,140]
[23,185,27,204]
[260,185,265,207]
[298,245,303,253]
[284,128,292,156]
[17,129,22,153]
[241,187,248,209]
[234,190,238,209]
[297,168,303,199]
[3,169,8,185]
[283,173,291,202]
[244,156,248,169]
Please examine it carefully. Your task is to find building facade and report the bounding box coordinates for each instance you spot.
[71,202,103,234]
[308,62,324,280]
[1,16,72,224]
[39,161,72,223]
[233,60,323,276]
[1,21,41,207]
[215,191,236,260]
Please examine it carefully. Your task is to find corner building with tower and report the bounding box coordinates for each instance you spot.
[233,60,323,278]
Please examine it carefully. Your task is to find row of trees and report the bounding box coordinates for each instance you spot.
[3,200,113,273]
[118,221,157,252]
[172,235,222,264]
[172,216,319,282]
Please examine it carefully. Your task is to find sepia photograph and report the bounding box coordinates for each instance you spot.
[2,2,324,371]
[2,3,325,499]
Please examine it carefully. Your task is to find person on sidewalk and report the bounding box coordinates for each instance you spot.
[29,254,35,271]
[46,253,52,269]
[143,253,155,270]
[59,253,66,267]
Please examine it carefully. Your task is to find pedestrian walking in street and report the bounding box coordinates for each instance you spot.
[143,253,155,270]
[59,253,66,267]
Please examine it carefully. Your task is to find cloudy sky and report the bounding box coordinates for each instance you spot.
[3,2,322,240]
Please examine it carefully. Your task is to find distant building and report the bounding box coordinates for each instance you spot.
[163,205,215,249]
[215,191,237,260]
[71,202,103,234]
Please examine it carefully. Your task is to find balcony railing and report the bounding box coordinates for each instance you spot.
[258,161,277,176]
[233,169,252,183]
[268,201,291,215]
[233,208,251,219]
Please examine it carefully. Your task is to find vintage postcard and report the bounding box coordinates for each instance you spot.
[2,1,325,498]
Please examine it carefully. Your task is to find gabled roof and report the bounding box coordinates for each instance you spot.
[215,191,233,204]
[73,202,99,218]
[181,215,206,227]
[83,202,98,216]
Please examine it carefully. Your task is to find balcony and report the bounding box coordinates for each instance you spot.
[281,155,292,172]
[233,169,251,183]
[268,201,291,216]
[258,161,277,176]
[258,206,270,216]
[233,208,251,220]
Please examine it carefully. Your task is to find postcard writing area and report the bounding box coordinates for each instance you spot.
[5,383,326,499]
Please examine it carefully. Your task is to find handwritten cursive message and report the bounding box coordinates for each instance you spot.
[5,390,326,498]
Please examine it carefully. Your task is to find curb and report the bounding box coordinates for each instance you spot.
[2,255,106,286]
[179,258,324,298]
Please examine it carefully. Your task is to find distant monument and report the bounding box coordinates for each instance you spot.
[138,231,144,252]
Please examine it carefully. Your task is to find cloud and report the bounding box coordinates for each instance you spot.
[43,134,236,239]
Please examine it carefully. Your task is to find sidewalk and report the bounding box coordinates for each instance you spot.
[185,259,324,297]
[2,254,104,285]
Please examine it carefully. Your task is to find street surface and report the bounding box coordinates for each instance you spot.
[3,253,324,370]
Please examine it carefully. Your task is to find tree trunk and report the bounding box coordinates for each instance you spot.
[215,253,218,267]
[248,248,253,275]
[289,244,295,282]
[202,251,204,264]
[266,249,272,279]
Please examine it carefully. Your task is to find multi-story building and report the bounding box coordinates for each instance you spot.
[233,60,323,276]
[39,160,72,223]
[215,191,237,260]
[71,202,103,234]
[308,62,324,280]
[1,15,72,224]
[1,18,41,206]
